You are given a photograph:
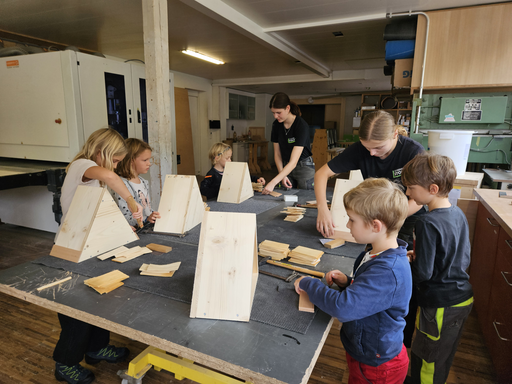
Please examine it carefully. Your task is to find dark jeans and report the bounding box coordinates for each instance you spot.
[287,157,315,190]
[53,314,110,366]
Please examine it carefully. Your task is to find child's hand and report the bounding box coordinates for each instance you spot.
[147,211,161,223]
[326,270,348,287]
[132,202,143,220]
[294,276,306,294]
[407,250,416,262]
[257,177,266,186]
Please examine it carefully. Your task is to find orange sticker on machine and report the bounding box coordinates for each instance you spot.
[6,60,19,68]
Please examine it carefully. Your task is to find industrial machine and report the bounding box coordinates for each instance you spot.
[0,50,154,162]
[409,92,512,168]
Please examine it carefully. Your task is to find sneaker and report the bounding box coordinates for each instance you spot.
[85,344,130,364]
[55,362,95,384]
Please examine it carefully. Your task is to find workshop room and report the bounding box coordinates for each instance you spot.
[1,0,511,383]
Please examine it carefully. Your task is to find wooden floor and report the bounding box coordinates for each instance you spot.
[0,219,497,384]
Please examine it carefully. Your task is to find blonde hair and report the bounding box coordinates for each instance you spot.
[208,142,231,165]
[67,128,127,177]
[116,138,152,179]
[343,178,408,235]
[359,110,408,141]
[402,153,457,197]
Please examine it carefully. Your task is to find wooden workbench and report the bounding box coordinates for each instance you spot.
[0,197,355,384]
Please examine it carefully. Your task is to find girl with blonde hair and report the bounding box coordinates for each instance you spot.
[114,138,160,230]
[54,128,142,383]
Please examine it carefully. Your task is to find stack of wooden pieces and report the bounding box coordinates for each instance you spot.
[259,240,290,260]
[252,182,263,192]
[281,206,306,222]
[84,270,129,294]
[288,246,324,266]
[139,262,181,277]
[112,246,152,263]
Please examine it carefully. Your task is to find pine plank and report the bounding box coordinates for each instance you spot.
[299,291,315,313]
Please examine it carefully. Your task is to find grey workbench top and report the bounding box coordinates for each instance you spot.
[0,190,361,384]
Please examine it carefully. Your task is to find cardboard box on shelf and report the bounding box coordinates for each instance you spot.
[392,59,413,88]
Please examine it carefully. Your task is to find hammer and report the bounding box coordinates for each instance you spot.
[259,270,300,282]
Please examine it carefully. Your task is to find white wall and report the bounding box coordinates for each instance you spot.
[344,96,361,136]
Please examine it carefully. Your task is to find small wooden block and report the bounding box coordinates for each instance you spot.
[299,291,315,313]
[145,243,173,253]
[84,270,129,289]
[284,215,303,222]
[324,239,345,249]
[112,247,152,263]
[270,191,282,197]
[93,281,124,294]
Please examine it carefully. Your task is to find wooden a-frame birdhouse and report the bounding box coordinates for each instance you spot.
[154,175,205,235]
[217,162,254,204]
[190,211,258,322]
[50,186,138,263]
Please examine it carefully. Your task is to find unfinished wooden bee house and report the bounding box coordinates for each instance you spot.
[217,162,254,204]
[154,175,205,234]
[190,211,258,322]
[50,186,138,263]
[330,178,362,243]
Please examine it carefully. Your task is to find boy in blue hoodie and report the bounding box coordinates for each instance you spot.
[295,178,412,384]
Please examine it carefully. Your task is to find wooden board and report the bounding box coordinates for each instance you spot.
[174,87,195,175]
[190,211,258,322]
[312,129,328,172]
[112,246,152,263]
[457,197,479,247]
[299,291,315,313]
[217,162,254,204]
[97,246,129,261]
[50,186,138,263]
[330,179,361,243]
[349,169,363,181]
[154,175,205,234]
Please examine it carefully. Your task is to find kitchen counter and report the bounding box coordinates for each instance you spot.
[474,188,512,238]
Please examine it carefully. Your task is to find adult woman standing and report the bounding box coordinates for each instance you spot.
[315,110,424,242]
[314,110,425,349]
[262,92,315,194]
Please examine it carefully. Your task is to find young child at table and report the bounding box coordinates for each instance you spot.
[53,128,142,384]
[114,138,160,231]
[401,153,473,384]
[200,142,266,200]
[295,178,412,384]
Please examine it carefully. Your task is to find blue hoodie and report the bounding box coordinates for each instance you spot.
[299,239,412,366]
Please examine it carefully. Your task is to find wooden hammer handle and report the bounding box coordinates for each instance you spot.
[266,260,325,278]
[126,196,143,228]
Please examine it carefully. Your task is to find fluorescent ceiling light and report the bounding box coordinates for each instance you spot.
[182,50,224,65]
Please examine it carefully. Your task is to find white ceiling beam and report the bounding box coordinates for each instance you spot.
[213,69,386,87]
[263,13,388,32]
[180,0,331,78]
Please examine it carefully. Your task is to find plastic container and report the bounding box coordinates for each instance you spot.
[428,130,474,176]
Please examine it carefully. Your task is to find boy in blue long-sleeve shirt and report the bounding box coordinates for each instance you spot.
[295,178,412,384]
[402,153,473,384]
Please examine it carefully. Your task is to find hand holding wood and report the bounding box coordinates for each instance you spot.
[126,196,144,228]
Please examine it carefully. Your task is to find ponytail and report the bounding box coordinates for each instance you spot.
[269,92,301,116]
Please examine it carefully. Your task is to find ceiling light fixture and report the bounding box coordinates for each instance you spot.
[182,50,224,65]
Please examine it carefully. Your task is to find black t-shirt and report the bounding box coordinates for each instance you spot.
[413,205,473,307]
[328,136,424,189]
[271,115,313,163]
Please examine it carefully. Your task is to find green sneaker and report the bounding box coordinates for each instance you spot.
[55,362,95,384]
[85,344,129,364]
